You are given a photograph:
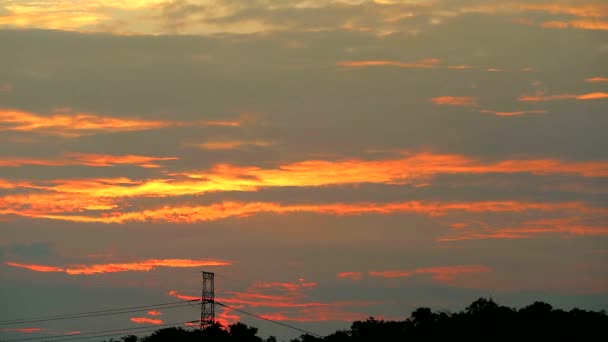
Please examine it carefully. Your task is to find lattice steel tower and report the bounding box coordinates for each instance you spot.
[200,271,215,330]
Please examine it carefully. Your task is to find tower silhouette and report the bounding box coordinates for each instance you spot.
[200,271,215,330]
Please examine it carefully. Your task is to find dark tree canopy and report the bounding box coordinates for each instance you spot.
[101,298,606,342]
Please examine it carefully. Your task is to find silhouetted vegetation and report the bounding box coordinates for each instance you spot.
[103,298,607,342]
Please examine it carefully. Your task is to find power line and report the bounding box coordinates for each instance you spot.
[1,320,198,342]
[0,300,200,326]
[216,302,322,337]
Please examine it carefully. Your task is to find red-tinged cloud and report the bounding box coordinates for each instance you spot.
[585,77,608,83]
[168,290,200,301]
[523,3,608,18]
[0,192,118,214]
[130,317,163,325]
[218,307,241,326]
[261,307,366,322]
[170,278,377,323]
[4,261,65,272]
[6,153,606,202]
[0,153,177,168]
[519,92,608,102]
[0,109,241,137]
[576,92,608,100]
[17,200,606,224]
[147,310,162,316]
[254,279,317,291]
[2,153,607,223]
[480,109,547,116]
[431,96,478,107]
[439,217,608,242]
[542,20,608,30]
[5,259,230,275]
[369,265,490,282]
[336,59,471,70]
[337,272,364,280]
[0,328,44,333]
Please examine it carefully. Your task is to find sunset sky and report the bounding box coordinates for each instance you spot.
[0,0,607,340]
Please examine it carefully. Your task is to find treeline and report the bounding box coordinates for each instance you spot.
[105,298,607,342]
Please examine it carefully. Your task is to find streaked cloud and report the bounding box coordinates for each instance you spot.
[369,265,491,281]
[440,217,608,241]
[337,272,364,280]
[479,109,547,116]
[542,20,608,30]
[147,310,162,316]
[0,109,241,137]
[191,140,275,150]
[130,317,164,325]
[1,0,607,36]
[585,77,608,83]
[4,262,64,273]
[167,290,199,301]
[9,200,604,224]
[522,2,608,18]
[170,278,373,323]
[5,259,231,275]
[0,328,44,333]
[431,96,478,107]
[337,59,472,70]
[519,92,608,102]
[4,152,604,202]
[0,153,177,168]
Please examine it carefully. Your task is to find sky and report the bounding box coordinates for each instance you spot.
[0,0,607,340]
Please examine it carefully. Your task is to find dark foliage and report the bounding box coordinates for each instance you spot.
[103,298,607,342]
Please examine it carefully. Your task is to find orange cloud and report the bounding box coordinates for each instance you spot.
[480,109,547,116]
[4,262,64,273]
[431,96,478,107]
[0,153,177,168]
[5,259,231,275]
[0,192,118,215]
[369,265,490,282]
[576,92,608,100]
[147,310,162,316]
[260,307,366,322]
[523,3,608,18]
[2,153,607,224]
[15,200,607,224]
[65,153,177,168]
[337,59,472,70]
[218,307,241,326]
[130,317,163,325]
[519,92,608,102]
[542,20,608,30]
[440,217,608,241]
[337,272,364,280]
[10,199,608,225]
[0,109,241,137]
[5,153,605,203]
[171,277,374,323]
[168,290,200,301]
[585,77,608,83]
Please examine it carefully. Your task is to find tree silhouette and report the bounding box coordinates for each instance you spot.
[103,298,607,342]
